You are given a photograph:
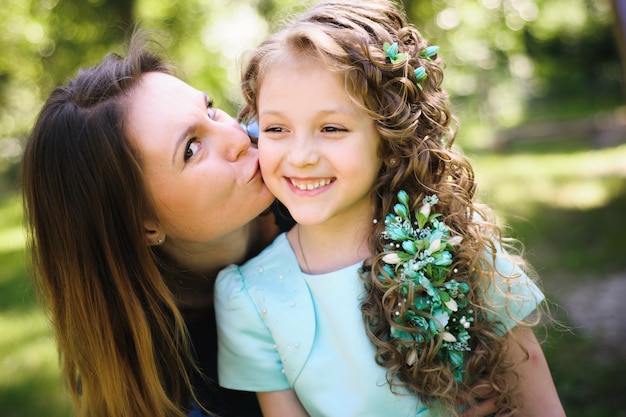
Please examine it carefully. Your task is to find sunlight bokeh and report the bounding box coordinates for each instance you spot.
[0,226,25,253]
[0,312,59,388]
[473,144,626,219]
[0,195,25,253]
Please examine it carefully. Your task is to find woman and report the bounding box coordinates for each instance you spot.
[22,33,274,417]
[21,32,500,417]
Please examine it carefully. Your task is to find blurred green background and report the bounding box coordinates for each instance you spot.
[1,0,625,416]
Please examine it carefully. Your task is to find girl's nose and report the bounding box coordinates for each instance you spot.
[286,133,320,167]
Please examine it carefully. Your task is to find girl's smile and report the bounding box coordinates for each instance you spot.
[288,177,334,192]
[257,58,382,229]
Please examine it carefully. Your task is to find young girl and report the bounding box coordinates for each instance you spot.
[215,0,565,416]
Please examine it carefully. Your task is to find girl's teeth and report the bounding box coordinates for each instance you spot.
[292,179,331,190]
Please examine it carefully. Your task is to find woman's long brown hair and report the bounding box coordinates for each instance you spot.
[21,33,199,417]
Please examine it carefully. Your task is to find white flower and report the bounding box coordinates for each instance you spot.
[444,298,458,312]
[429,238,441,252]
[382,252,402,264]
[419,203,432,218]
[442,332,457,342]
[447,236,463,246]
[406,349,418,366]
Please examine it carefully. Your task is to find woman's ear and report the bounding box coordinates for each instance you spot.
[144,219,165,246]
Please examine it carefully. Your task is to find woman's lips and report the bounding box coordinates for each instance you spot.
[246,159,263,184]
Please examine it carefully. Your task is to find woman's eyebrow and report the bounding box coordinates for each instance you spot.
[171,92,209,164]
[172,125,195,165]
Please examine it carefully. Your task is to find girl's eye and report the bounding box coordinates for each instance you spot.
[263,126,284,133]
[322,125,346,133]
[184,139,200,162]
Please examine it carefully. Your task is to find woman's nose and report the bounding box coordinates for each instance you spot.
[224,122,252,161]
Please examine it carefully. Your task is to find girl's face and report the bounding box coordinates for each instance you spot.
[257,59,382,228]
[126,72,274,245]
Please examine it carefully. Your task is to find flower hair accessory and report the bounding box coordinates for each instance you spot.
[413,67,427,89]
[420,45,439,60]
[241,118,259,140]
[383,41,407,64]
[382,42,439,90]
[381,190,472,381]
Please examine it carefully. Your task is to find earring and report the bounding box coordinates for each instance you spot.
[156,237,163,245]
[387,157,398,167]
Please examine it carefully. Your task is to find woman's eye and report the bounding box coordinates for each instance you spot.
[184,139,200,162]
[207,99,216,120]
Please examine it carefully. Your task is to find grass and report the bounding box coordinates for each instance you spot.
[470,140,626,417]
[1,140,625,416]
[471,140,626,278]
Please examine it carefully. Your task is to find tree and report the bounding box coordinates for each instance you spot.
[0,0,135,179]
[612,0,626,98]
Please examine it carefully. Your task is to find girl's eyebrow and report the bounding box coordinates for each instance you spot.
[259,106,355,118]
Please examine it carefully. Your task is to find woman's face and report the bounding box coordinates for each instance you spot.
[125,72,274,245]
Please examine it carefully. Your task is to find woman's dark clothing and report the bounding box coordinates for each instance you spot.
[271,200,296,232]
[186,200,294,416]
[186,305,263,417]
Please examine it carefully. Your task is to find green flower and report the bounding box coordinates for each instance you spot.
[420,45,440,60]
[384,218,411,240]
[398,190,410,206]
[402,240,418,255]
[432,250,452,266]
[383,41,408,64]
[381,190,472,382]
[414,67,427,90]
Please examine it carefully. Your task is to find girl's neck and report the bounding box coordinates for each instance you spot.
[289,210,374,275]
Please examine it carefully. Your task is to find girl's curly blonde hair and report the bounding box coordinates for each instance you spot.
[240,0,543,415]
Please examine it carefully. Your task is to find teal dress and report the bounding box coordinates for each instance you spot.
[215,233,543,417]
